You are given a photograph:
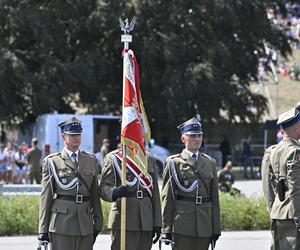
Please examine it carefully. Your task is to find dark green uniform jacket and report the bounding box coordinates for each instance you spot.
[162,149,221,237]
[39,149,103,235]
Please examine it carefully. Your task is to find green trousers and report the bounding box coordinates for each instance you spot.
[49,233,93,250]
[111,230,152,250]
[173,233,211,250]
[275,219,296,250]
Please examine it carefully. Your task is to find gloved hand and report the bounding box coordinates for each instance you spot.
[93,230,99,244]
[212,234,220,246]
[38,233,50,243]
[112,186,129,201]
[296,228,300,249]
[152,227,161,244]
[162,233,172,245]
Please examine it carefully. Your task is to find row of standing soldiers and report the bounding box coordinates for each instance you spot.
[38,116,221,250]
[262,106,300,250]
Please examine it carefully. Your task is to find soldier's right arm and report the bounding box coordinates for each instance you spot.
[38,156,55,233]
[287,149,300,228]
[161,157,175,234]
[148,155,162,228]
[99,153,116,202]
[261,146,277,211]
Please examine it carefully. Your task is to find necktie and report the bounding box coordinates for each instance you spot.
[192,153,197,162]
[71,152,78,164]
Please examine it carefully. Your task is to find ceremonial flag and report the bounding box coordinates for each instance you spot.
[121,49,151,174]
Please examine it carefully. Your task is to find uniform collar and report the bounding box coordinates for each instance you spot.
[64,147,79,162]
[181,149,199,167]
[282,136,300,146]
[185,149,199,159]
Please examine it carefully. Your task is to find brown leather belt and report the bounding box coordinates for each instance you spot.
[176,195,211,204]
[56,194,90,203]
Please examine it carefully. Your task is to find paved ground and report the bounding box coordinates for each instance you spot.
[0,231,271,250]
[233,180,263,198]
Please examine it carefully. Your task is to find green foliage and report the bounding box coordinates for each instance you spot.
[136,0,290,133]
[0,196,111,235]
[0,194,270,235]
[220,193,270,230]
[0,0,291,133]
[101,200,111,233]
[0,0,134,124]
[0,196,39,235]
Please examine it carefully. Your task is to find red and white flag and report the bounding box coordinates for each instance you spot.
[121,49,151,174]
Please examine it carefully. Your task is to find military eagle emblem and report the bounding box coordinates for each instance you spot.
[119,16,137,34]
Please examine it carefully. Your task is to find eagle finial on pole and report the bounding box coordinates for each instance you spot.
[119,16,136,34]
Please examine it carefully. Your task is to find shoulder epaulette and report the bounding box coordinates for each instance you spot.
[46,152,60,158]
[168,154,181,159]
[82,151,96,158]
[44,152,60,160]
[266,144,277,152]
[110,149,120,156]
[146,151,153,157]
[200,153,215,162]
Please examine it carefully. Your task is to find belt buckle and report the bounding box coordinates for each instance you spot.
[76,194,83,203]
[196,196,202,204]
[137,190,143,199]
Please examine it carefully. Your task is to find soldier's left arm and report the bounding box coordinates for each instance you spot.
[90,157,103,232]
[210,159,221,235]
[161,158,175,234]
[38,157,54,234]
[99,153,116,202]
[287,149,300,227]
[148,155,162,228]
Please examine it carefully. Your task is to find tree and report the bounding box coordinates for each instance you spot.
[0,0,133,125]
[135,0,290,133]
[0,0,291,139]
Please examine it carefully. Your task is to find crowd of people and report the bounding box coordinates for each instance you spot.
[267,1,300,47]
[0,138,42,184]
[258,1,300,83]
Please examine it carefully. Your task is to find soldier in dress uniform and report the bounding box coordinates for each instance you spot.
[261,144,278,250]
[269,107,300,249]
[38,117,103,250]
[27,137,42,184]
[99,149,162,250]
[161,117,221,250]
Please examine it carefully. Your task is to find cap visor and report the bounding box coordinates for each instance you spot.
[184,131,203,135]
[63,131,82,135]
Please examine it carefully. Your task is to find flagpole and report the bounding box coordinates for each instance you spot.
[119,17,136,250]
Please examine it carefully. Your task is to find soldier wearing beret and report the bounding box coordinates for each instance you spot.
[99,149,162,250]
[268,107,300,249]
[38,117,103,250]
[161,117,221,250]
